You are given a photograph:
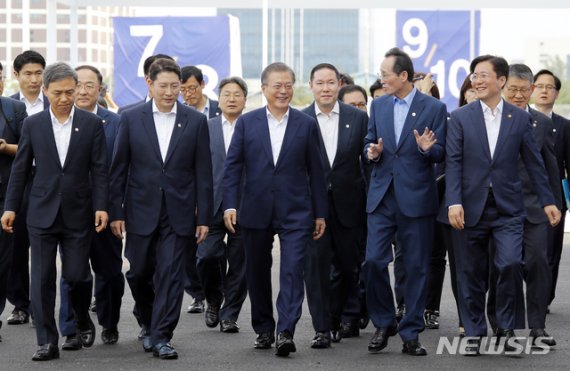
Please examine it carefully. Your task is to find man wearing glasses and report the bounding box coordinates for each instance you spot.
[445,55,559,355]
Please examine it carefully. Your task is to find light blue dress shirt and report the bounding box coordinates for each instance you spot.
[393,87,417,145]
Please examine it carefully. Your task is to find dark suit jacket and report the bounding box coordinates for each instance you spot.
[10,92,50,111]
[109,100,213,237]
[0,97,27,205]
[4,109,108,230]
[364,90,447,217]
[302,101,368,227]
[223,107,328,229]
[551,111,570,210]
[96,106,121,167]
[207,99,221,119]
[117,99,145,115]
[445,100,556,227]
[519,108,562,223]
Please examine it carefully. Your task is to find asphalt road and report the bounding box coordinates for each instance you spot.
[1,237,569,370]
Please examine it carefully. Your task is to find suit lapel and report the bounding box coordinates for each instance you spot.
[333,103,353,168]
[307,103,331,171]
[141,101,164,164]
[211,116,226,162]
[39,111,63,168]
[493,103,516,161]
[164,103,187,165]
[396,93,425,151]
[63,111,83,169]
[275,109,300,169]
[471,103,492,162]
[257,110,275,167]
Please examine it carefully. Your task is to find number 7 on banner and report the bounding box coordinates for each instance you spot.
[129,25,164,78]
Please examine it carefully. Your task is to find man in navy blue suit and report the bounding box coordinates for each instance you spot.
[302,63,369,348]
[363,47,447,356]
[223,62,327,357]
[1,62,109,361]
[445,55,559,354]
[110,58,213,360]
[196,76,249,333]
[58,65,124,349]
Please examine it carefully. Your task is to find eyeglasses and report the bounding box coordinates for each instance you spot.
[535,84,556,91]
[470,73,493,82]
[77,82,98,91]
[180,85,199,94]
[377,72,395,81]
[506,86,531,94]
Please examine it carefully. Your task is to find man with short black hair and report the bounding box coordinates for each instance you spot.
[180,65,221,118]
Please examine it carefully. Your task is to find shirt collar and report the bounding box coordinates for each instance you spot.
[393,87,417,106]
[152,99,177,115]
[50,106,75,125]
[266,107,290,123]
[20,92,44,105]
[315,101,340,117]
[221,114,234,126]
[480,98,503,116]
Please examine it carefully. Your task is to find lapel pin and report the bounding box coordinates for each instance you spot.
[508,114,512,118]
[346,124,350,128]
[532,122,537,127]
[74,128,79,132]
[102,119,106,124]
[177,123,182,127]
[553,128,557,133]
[412,112,416,117]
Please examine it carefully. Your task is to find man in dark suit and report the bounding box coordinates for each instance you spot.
[117,54,174,114]
[487,63,560,346]
[6,50,50,326]
[58,65,124,349]
[1,62,109,361]
[109,58,213,360]
[196,76,248,333]
[445,55,559,355]
[532,69,570,311]
[0,83,28,342]
[302,63,368,348]
[223,62,327,357]
[363,48,447,356]
[179,65,219,313]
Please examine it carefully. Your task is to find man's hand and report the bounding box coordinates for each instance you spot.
[111,220,126,239]
[313,218,326,240]
[195,225,209,244]
[224,210,237,233]
[94,211,108,233]
[416,73,435,95]
[1,211,16,233]
[414,127,437,152]
[448,205,465,230]
[367,138,383,161]
[544,205,561,227]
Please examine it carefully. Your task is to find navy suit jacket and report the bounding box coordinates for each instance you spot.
[364,90,447,217]
[445,100,556,227]
[302,101,368,227]
[117,99,145,115]
[223,107,328,229]
[10,92,50,111]
[96,106,121,167]
[551,111,570,210]
[519,108,562,223]
[109,100,213,237]
[4,109,108,230]
[207,99,221,119]
[0,97,27,204]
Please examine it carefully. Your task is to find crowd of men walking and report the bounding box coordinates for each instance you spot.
[0,46,567,361]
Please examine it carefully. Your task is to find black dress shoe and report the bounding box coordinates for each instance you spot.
[359,314,370,330]
[275,331,296,357]
[423,310,439,329]
[220,320,239,333]
[310,331,331,349]
[205,304,220,328]
[368,322,398,353]
[497,329,519,352]
[187,298,205,313]
[331,328,342,343]
[32,344,60,361]
[529,328,556,347]
[101,328,119,345]
[62,335,82,350]
[77,317,96,347]
[254,332,275,349]
[7,310,29,325]
[153,342,178,359]
[341,321,360,338]
[395,305,405,323]
[402,340,427,356]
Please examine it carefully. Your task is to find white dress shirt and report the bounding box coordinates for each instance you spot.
[266,107,289,165]
[21,93,45,116]
[480,99,503,159]
[315,101,339,167]
[49,106,75,166]
[221,114,237,154]
[152,100,177,161]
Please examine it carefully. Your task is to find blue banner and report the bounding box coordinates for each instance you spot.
[396,11,480,109]
[113,16,232,107]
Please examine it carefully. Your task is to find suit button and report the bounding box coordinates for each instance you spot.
[159,187,163,191]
